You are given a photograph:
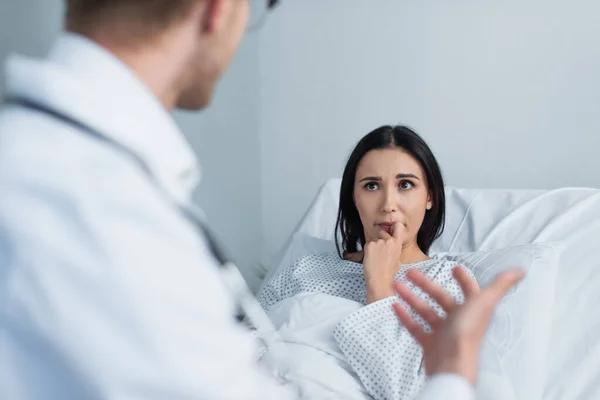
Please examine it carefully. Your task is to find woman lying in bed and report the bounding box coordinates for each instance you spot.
[258,125,475,400]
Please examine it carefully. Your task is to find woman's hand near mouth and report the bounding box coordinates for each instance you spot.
[363,222,407,304]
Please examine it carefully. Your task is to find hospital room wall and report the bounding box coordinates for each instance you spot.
[257,0,600,266]
[0,0,265,291]
[174,35,264,291]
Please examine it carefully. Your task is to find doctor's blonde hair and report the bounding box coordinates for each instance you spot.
[66,0,200,39]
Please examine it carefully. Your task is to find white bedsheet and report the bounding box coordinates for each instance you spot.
[263,292,373,399]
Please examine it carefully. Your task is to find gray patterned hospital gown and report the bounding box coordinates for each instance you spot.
[258,252,472,400]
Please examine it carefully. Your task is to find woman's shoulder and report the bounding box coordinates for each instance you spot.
[430,254,475,276]
[398,257,473,303]
[405,256,473,282]
[265,252,351,286]
[293,251,350,269]
[420,255,462,270]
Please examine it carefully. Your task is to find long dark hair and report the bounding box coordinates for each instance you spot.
[335,125,445,258]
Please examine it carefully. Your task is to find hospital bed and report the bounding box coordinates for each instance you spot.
[263,178,600,399]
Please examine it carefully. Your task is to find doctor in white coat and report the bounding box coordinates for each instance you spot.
[0,0,523,399]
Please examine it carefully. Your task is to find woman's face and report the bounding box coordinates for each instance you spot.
[353,148,432,246]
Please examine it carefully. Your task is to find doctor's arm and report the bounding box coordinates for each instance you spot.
[393,267,525,400]
[0,183,297,400]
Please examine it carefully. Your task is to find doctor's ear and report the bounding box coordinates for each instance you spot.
[196,0,225,34]
[426,194,433,210]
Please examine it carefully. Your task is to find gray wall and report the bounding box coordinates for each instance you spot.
[258,0,600,264]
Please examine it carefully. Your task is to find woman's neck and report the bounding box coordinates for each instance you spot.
[400,243,431,265]
[343,242,431,265]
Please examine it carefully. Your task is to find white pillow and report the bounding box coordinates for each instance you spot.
[436,243,562,400]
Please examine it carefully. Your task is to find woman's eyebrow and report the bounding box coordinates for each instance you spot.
[396,173,420,180]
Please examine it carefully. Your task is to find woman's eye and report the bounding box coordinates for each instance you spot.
[364,182,379,191]
[399,180,414,190]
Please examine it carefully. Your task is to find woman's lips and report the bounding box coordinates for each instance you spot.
[377,222,394,233]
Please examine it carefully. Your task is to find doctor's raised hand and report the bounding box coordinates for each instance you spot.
[393,266,525,385]
[362,222,407,304]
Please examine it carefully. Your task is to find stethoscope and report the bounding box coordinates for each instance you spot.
[3,97,290,378]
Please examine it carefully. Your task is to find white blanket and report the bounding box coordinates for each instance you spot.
[262,292,373,399]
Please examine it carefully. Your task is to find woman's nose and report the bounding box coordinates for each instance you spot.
[381,188,398,213]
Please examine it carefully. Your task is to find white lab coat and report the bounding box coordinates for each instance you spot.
[0,32,473,400]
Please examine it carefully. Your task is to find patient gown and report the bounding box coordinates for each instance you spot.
[258,252,472,400]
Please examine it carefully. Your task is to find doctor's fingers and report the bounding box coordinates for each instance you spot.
[405,269,457,312]
[479,269,526,308]
[452,267,480,300]
[392,302,429,346]
[393,280,443,327]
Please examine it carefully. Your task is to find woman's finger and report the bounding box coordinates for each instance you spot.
[394,280,442,327]
[377,230,393,241]
[452,267,480,300]
[392,302,428,346]
[462,269,526,335]
[391,222,407,239]
[406,269,457,311]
